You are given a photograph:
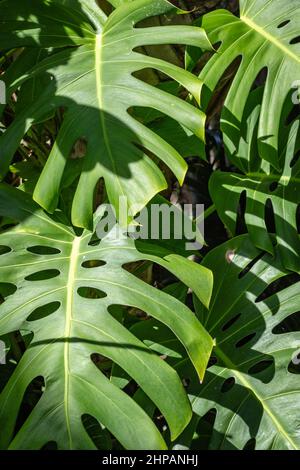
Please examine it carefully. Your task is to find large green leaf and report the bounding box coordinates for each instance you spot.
[183,236,300,449]
[0,0,211,229]
[0,184,213,450]
[209,87,300,271]
[193,0,300,168]
[132,235,300,449]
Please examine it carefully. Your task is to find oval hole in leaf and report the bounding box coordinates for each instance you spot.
[235,332,256,348]
[290,36,300,44]
[243,438,256,450]
[88,236,101,247]
[221,377,235,393]
[0,245,11,255]
[248,359,274,375]
[81,260,106,268]
[0,282,17,297]
[25,269,60,281]
[222,313,242,331]
[27,246,61,255]
[27,301,61,322]
[77,287,107,299]
[277,20,290,28]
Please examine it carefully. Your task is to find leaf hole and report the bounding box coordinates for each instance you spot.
[248,359,274,375]
[221,377,235,393]
[255,273,300,303]
[27,301,61,322]
[277,20,290,28]
[222,313,242,331]
[243,438,256,450]
[27,246,61,255]
[235,332,256,348]
[40,441,58,450]
[88,237,101,247]
[81,259,106,268]
[288,354,300,374]
[272,312,300,334]
[0,282,17,298]
[0,245,11,255]
[77,287,107,299]
[290,36,300,45]
[91,352,111,367]
[264,198,275,234]
[25,269,60,281]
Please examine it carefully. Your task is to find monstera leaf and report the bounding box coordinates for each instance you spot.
[0,0,212,229]
[0,184,213,450]
[209,87,300,272]
[132,235,300,449]
[189,0,300,168]
[183,236,300,449]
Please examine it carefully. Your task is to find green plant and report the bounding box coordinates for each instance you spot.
[189,0,300,168]
[209,87,300,271]
[0,0,211,228]
[0,184,213,449]
[135,235,300,449]
[0,0,300,452]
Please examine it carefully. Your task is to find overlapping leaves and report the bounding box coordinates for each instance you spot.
[210,87,300,271]
[190,0,300,168]
[0,185,213,449]
[133,236,300,449]
[0,0,211,229]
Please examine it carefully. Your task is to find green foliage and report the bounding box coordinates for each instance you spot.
[135,236,300,449]
[0,0,300,452]
[0,185,213,449]
[193,0,300,168]
[0,0,211,229]
[210,88,300,271]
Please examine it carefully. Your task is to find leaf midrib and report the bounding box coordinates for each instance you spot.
[240,14,300,65]
[95,34,126,200]
[64,236,81,449]
[215,345,299,450]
